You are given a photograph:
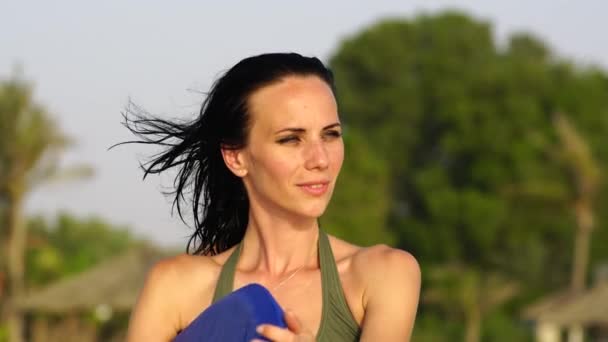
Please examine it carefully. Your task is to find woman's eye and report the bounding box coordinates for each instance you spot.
[324,130,343,139]
[277,136,300,144]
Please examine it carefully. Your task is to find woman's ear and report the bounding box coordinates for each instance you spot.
[221,147,248,177]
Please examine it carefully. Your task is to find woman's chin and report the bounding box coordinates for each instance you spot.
[296,204,329,220]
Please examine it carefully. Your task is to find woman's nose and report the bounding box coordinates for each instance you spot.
[304,141,329,170]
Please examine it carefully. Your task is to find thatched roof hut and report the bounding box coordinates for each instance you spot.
[18,246,172,342]
[522,281,608,342]
[19,246,170,313]
[523,283,608,326]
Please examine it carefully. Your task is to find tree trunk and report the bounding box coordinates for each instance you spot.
[32,315,50,342]
[1,193,8,317]
[571,200,593,293]
[6,189,26,342]
[464,304,481,342]
[567,324,584,342]
[567,200,593,342]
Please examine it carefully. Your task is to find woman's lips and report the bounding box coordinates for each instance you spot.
[297,182,329,196]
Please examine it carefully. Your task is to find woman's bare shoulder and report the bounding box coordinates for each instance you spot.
[328,235,420,294]
[126,248,237,341]
[327,234,418,272]
[143,248,239,310]
[145,245,238,287]
[353,244,419,275]
[340,240,421,340]
[150,253,217,286]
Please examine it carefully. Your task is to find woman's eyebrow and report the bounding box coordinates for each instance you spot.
[323,123,341,130]
[274,122,341,135]
[274,127,306,134]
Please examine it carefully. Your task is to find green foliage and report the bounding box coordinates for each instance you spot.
[411,310,463,341]
[328,10,608,340]
[0,72,78,342]
[321,128,395,245]
[482,310,533,342]
[25,213,143,288]
[0,75,70,195]
[0,324,6,342]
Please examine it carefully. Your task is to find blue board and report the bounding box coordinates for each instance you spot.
[173,283,287,341]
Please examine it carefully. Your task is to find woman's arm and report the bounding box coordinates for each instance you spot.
[358,246,421,341]
[126,258,182,342]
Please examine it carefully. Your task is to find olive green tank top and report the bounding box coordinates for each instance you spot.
[212,229,361,341]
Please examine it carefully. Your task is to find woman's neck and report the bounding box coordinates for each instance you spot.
[239,209,320,276]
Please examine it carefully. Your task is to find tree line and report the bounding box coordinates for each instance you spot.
[2,10,607,342]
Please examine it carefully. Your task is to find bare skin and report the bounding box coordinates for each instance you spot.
[126,76,420,341]
[127,233,419,341]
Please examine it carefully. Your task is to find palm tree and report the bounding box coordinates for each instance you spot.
[552,113,601,294]
[0,74,92,342]
[503,113,601,341]
[552,113,601,342]
[423,264,519,342]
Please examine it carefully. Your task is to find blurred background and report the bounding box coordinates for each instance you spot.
[1,1,607,341]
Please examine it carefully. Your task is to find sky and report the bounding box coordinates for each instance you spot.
[1,1,607,248]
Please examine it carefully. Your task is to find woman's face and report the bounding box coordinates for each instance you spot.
[237,75,344,220]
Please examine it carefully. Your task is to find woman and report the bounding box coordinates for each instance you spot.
[124,53,420,341]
